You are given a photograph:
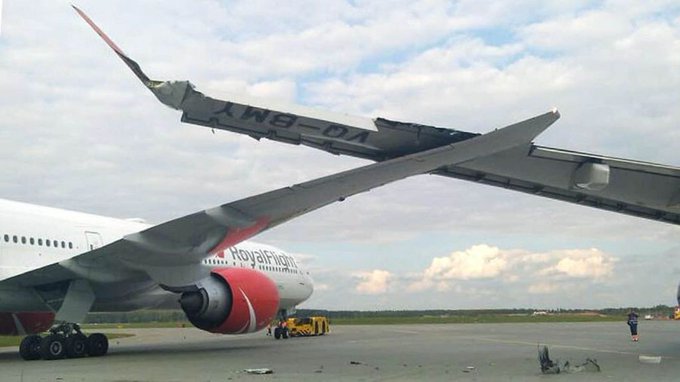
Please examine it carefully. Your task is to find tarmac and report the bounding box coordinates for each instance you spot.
[0,321,679,381]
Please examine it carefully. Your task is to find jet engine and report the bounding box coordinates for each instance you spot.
[179,268,279,334]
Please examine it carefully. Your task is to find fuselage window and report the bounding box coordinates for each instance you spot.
[61,241,66,248]
[21,236,26,244]
[3,234,8,242]
[68,242,73,249]
[46,240,51,247]
[38,238,43,246]
[12,235,17,243]
[29,238,34,245]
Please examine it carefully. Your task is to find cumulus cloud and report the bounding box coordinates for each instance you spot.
[538,248,617,279]
[423,244,508,280]
[354,269,393,295]
[409,245,618,294]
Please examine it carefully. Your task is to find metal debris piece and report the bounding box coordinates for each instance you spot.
[244,368,273,375]
[539,346,560,374]
[639,355,662,364]
[349,361,363,365]
[538,345,600,374]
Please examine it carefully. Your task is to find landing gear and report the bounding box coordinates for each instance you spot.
[85,333,108,357]
[40,334,66,360]
[273,309,290,340]
[273,326,289,339]
[19,323,109,361]
[66,333,88,358]
[19,335,42,360]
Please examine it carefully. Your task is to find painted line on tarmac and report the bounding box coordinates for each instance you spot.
[463,336,673,359]
[387,329,421,335]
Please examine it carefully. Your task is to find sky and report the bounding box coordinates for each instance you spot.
[0,0,679,310]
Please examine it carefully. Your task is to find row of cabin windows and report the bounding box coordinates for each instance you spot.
[203,258,300,274]
[3,234,73,249]
[259,265,299,274]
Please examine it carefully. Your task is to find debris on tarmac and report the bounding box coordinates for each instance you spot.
[243,368,273,375]
[349,361,363,365]
[462,366,476,373]
[639,355,662,364]
[538,345,600,374]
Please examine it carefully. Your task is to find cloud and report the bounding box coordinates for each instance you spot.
[423,244,508,280]
[539,248,616,279]
[354,269,393,295]
[527,282,559,295]
[409,245,618,293]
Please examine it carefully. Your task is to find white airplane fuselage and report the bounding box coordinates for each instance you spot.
[0,198,313,314]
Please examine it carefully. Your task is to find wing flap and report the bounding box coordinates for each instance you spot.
[439,145,680,224]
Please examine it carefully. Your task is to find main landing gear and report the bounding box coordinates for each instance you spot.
[19,323,109,361]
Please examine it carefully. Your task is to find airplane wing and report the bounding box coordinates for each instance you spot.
[73,7,680,226]
[3,109,558,288]
[439,146,680,225]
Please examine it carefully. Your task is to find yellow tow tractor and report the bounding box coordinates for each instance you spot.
[286,316,330,337]
[674,306,680,320]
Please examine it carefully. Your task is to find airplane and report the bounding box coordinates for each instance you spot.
[0,7,560,361]
[0,6,676,362]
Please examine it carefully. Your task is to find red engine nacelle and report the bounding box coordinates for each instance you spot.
[179,268,279,334]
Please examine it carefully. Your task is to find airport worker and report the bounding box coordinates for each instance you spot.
[627,310,639,341]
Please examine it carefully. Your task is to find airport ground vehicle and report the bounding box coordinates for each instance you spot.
[287,316,330,337]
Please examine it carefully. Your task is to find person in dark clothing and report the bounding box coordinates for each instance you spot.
[627,311,639,342]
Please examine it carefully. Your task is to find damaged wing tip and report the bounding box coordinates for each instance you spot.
[551,107,560,118]
[71,4,86,16]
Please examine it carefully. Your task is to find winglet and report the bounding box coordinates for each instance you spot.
[72,5,194,109]
[72,4,157,87]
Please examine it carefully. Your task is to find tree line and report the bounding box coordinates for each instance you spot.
[84,305,677,324]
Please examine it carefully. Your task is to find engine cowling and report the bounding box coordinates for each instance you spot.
[179,268,279,334]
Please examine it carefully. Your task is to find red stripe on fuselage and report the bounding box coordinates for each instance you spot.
[211,218,270,257]
[0,312,55,335]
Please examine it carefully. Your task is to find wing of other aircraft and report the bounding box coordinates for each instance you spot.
[74,6,680,226]
[4,108,558,288]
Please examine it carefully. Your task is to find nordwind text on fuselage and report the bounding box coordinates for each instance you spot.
[218,246,299,270]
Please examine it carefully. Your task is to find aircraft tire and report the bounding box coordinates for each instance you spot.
[19,335,42,361]
[86,333,109,357]
[274,327,281,339]
[66,333,88,358]
[40,334,66,360]
[282,329,289,339]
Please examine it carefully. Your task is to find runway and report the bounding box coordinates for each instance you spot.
[1,321,679,381]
